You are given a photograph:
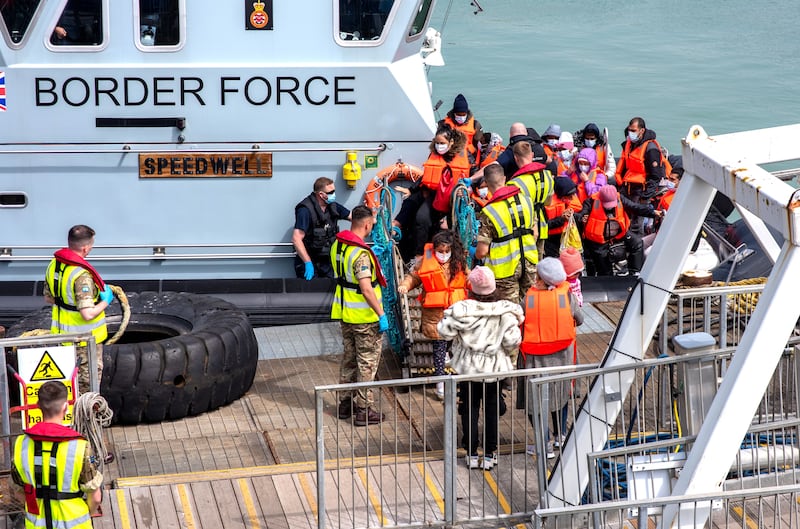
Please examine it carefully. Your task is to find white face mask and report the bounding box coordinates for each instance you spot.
[628,131,639,142]
[559,150,573,162]
[478,187,488,199]
[579,164,591,173]
[435,251,451,263]
[584,139,597,148]
[435,143,449,154]
[454,114,467,125]
[546,139,557,148]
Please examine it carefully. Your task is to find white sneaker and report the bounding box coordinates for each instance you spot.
[435,382,444,400]
[526,445,536,456]
[553,434,566,448]
[546,441,556,459]
[466,455,481,469]
[482,453,497,470]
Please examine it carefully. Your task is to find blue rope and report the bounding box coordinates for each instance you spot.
[451,183,479,267]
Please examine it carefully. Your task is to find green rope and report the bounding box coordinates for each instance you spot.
[451,182,479,267]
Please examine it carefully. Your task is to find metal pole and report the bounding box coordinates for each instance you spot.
[443,377,456,524]
[316,389,326,529]
[88,337,98,394]
[0,345,10,470]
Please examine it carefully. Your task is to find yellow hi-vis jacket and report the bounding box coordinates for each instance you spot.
[481,193,538,279]
[330,241,383,324]
[508,168,554,240]
[45,260,107,343]
[14,435,92,529]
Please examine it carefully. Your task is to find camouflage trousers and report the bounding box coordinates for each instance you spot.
[339,321,382,409]
[76,343,103,395]
[494,261,536,366]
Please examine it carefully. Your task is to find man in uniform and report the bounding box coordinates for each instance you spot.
[293,177,351,280]
[44,225,113,394]
[508,140,554,255]
[474,164,538,305]
[12,380,103,528]
[331,205,389,426]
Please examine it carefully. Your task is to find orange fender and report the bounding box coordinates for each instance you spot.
[364,162,423,211]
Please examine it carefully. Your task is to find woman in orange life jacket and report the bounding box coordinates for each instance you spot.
[567,147,606,204]
[398,230,468,399]
[399,125,469,261]
[438,93,483,169]
[544,177,583,258]
[555,131,577,177]
[520,257,583,458]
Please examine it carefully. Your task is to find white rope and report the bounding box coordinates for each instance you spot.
[71,392,114,470]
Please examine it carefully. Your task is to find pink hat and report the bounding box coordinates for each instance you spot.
[559,247,585,277]
[467,266,496,295]
[557,131,575,151]
[598,185,618,208]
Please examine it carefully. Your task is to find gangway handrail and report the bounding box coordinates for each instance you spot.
[0,143,390,155]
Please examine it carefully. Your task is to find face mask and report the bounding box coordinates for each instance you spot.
[326,192,336,204]
[628,131,639,142]
[546,139,557,148]
[584,139,597,148]
[454,115,467,125]
[579,164,591,173]
[661,179,676,190]
[478,187,488,199]
[559,150,573,162]
[435,251,451,263]
[435,143,449,154]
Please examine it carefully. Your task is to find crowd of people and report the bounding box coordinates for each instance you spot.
[288,95,694,469]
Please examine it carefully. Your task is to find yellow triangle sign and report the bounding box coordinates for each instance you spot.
[30,351,67,381]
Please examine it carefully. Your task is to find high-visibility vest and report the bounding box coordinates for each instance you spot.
[330,241,383,324]
[481,193,538,279]
[583,194,631,244]
[13,435,92,529]
[508,168,554,239]
[544,196,583,236]
[417,243,467,308]
[520,282,576,356]
[45,259,107,343]
[614,139,671,187]
[443,115,478,159]
[421,151,471,190]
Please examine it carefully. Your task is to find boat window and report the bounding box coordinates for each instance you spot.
[0,0,42,44]
[338,0,394,42]
[138,0,180,47]
[408,0,433,37]
[0,192,27,208]
[50,0,103,46]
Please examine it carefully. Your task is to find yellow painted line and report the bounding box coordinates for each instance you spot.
[176,484,196,529]
[483,468,525,529]
[417,462,445,514]
[732,504,759,529]
[115,489,132,529]
[357,468,388,526]
[298,473,319,521]
[237,478,262,529]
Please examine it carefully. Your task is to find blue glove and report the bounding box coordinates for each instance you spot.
[391,226,402,242]
[460,178,473,189]
[303,261,315,281]
[99,285,114,305]
[378,314,389,333]
[468,244,477,259]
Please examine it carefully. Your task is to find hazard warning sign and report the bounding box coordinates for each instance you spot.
[17,345,77,427]
[30,350,67,381]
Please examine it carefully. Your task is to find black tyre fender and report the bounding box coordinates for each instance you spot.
[7,291,259,424]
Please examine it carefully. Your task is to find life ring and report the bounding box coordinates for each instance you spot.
[7,291,258,424]
[364,162,423,211]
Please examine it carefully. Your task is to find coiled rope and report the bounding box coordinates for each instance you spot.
[104,284,130,345]
[450,182,479,267]
[71,392,114,470]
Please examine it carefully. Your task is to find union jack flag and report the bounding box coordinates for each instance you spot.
[0,71,5,111]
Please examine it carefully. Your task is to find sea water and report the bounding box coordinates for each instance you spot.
[428,0,800,157]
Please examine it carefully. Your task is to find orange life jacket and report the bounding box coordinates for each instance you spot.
[479,143,505,168]
[556,157,571,177]
[614,139,672,187]
[470,189,492,208]
[594,147,608,173]
[658,188,676,211]
[543,144,556,161]
[417,243,467,308]
[421,150,471,190]
[583,193,631,244]
[544,196,582,235]
[520,282,576,356]
[443,115,478,159]
[571,169,600,203]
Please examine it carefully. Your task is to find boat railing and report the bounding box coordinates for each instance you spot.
[313,341,800,529]
[0,142,388,155]
[0,242,297,261]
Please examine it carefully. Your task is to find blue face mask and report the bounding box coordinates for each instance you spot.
[546,139,558,148]
[326,192,336,204]
[584,139,597,148]
[627,131,639,142]
[559,150,573,162]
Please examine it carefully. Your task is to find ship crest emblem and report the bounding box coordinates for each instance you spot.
[250,1,269,29]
